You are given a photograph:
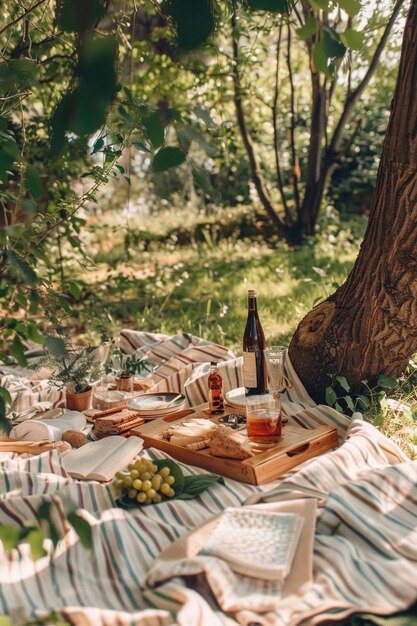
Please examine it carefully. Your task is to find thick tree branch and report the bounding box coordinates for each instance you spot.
[231,5,289,240]
[287,24,301,218]
[272,23,291,223]
[329,0,406,157]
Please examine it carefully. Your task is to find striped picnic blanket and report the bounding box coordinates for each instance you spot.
[0,331,416,625]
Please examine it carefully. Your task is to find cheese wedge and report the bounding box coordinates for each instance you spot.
[209,424,254,460]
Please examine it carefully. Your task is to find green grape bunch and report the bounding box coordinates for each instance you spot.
[113,458,176,505]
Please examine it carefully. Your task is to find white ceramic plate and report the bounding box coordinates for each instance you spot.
[127,393,186,417]
[225,387,274,408]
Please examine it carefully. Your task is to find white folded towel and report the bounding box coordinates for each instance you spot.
[10,411,86,441]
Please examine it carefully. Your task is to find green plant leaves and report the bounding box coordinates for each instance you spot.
[335,375,350,392]
[7,250,38,285]
[337,0,361,18]
[67,512,93,548]
[0,60,38,93]
[297,17,319,40]
[143,112,165,149]
[178,473,224,499]
[247,0,288,12]
[25,528,47,560]
[25,165,42,199]
[56,0,107,33]
[152,147,186,172]
[44,336,67,356]
[164,0,216,50]
[322,28,346,59]
[51,35,118,155]
[341,28,364,50]
[325,386,337,406]
[378,374,398,389]
[9,336,27,367]
[0,526,20,551]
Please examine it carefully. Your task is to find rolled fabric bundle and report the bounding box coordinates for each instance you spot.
[10,411,86,441]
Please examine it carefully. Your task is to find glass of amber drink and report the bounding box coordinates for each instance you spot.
[246,396,282,448]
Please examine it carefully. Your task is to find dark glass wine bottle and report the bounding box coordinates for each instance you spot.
[242,289,268,395]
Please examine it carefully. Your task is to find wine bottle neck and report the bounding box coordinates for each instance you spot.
[248,296,258,312]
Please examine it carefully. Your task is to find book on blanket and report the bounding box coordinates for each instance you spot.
[62,435,144,481]
[200,507,304,582]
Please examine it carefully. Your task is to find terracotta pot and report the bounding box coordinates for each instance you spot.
[115,376,134,392]
[66,386,93,411]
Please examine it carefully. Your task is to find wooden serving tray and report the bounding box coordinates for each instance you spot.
[131,405,339,485]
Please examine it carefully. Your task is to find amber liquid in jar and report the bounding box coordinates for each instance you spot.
[208,362,224,414]
[246,409,281,447]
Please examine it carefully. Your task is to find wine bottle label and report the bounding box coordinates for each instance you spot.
[243,351,257,387]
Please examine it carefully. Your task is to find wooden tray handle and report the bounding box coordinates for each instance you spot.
[286,443,310,456]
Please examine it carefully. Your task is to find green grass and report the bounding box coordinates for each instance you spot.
[72,209,364,353]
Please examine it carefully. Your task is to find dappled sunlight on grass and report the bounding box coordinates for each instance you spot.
[68,215,364,355]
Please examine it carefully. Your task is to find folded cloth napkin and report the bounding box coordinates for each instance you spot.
[10,411,86,441]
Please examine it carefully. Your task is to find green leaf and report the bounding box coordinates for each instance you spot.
[335,401,344,413]
[25,322,44,345]
[312,40,330,75]
[310,0,330,10]
[7,250,37,285]
[0,60,38,92]
[322,28,346,59]
[26,528,47,560]
[25,165,42,199]
[44,336,67,356]
[152,147,186,172]
[67,512,93,549]
[10,336,27,367]
[91,137,105,154]
[297,17,319,40]
[340,28,364,51]
[37,502,60,547]
[337,0,361,17]
[335,375,350,392]
[0,387,12,406]
[69,281,82,299]
[178,473,224,499]
[143,112,165,149]
[165,0,216,50]
[0,526,20,551]
[247,0,288,12]
[325,386,337,406]
[192,167,219,199]
[0,397,11,436]
[378,374,398,390]
[345,395,355,412]
[357,395,370,411]
[56,0,107,33]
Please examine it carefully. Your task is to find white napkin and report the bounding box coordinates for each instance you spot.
[10,411,86,441]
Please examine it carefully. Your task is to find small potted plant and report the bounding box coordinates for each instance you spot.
[37,346,103,411]
[112,349,153,392]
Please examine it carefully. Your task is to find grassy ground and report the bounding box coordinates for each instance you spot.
[76,206,364,353]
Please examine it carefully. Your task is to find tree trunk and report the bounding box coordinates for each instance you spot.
[288,2,417,401]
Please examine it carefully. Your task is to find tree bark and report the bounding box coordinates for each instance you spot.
[289,1,417,400]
